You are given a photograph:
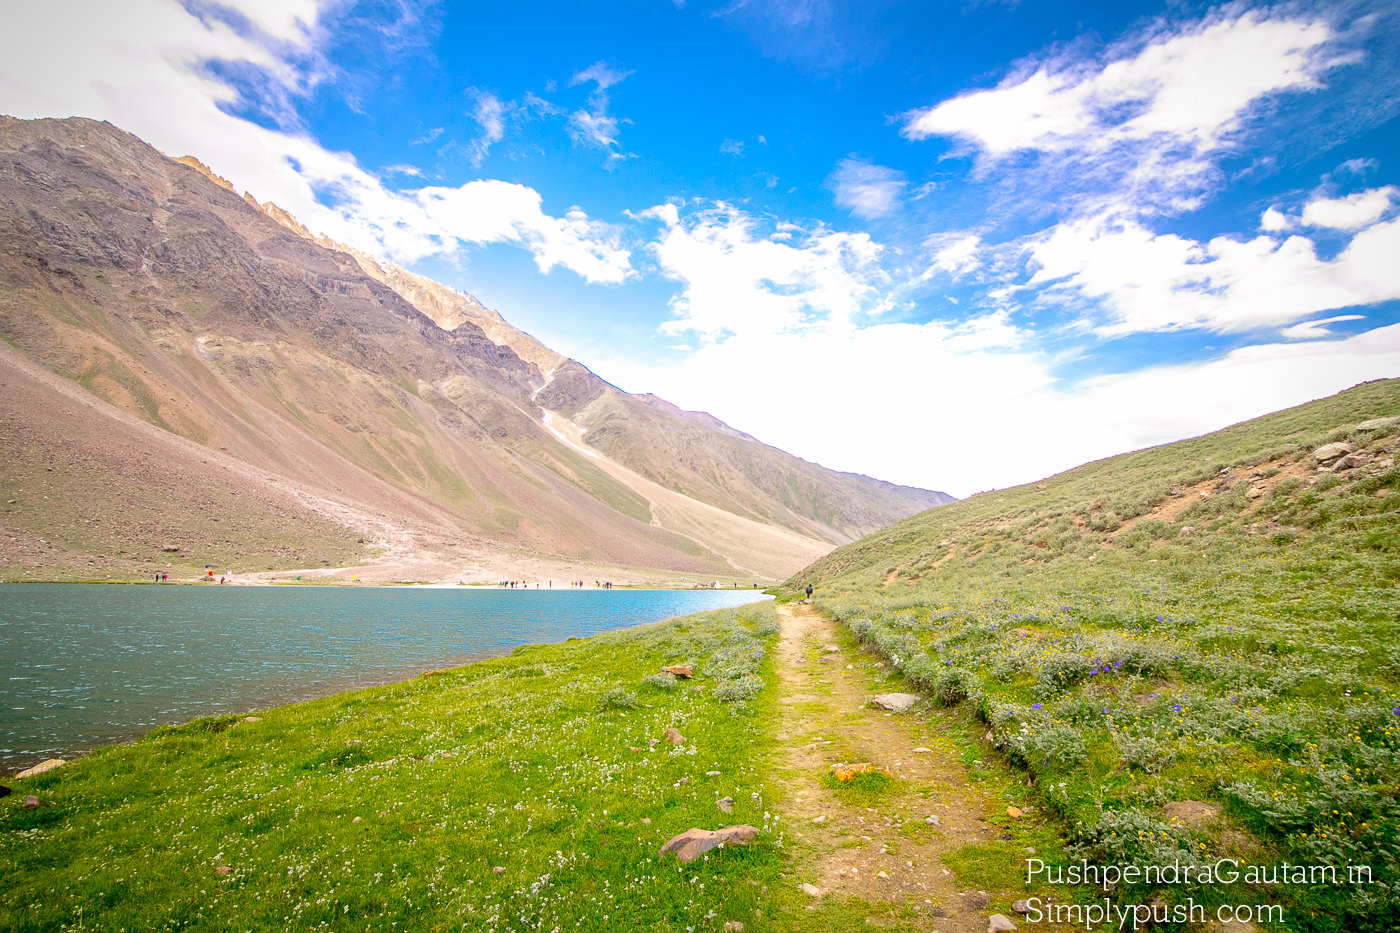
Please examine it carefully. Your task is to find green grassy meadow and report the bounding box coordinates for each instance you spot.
[1,603,795,932]
[792,379,1400,931]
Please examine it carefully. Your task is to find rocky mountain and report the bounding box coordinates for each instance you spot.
[0,115,952,583]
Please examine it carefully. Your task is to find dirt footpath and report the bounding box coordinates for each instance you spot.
[773,601,1047,932]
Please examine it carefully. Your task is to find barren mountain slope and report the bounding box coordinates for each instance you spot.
[0,115,950,581]
[249,191,956,544]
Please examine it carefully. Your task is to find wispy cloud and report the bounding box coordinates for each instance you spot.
[827,157,906,219]
[567,60,634,159]
[465,88,507,165]
[1281,315,1366,339]
[570,61,633,90]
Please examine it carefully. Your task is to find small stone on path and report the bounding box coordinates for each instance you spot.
[912,746,932,753]
[1007,806,1023,819]
[822,645,840,653]
[989,914,1017,932]
[870,693,920,711]
[1012,900,1031,914]
[800,883,821,897]
[926,815,941,826]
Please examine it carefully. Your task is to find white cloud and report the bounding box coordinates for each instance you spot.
[926,234,983,278]
[632,203,680,227]
[720,138,745,156]
[903,14,1330,157]
[828,158,906,219]
[1028,210,1400,335]
[1280,315,1365,339]
[412,181,632,284]
[0,0,632,284]
[901,12,1337,217]
[1301,186,1396,230]
[651,205,884,340]
[1260,206,1291,231]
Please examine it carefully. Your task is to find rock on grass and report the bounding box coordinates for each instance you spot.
[658,825,759,863]
[16,758,65,779]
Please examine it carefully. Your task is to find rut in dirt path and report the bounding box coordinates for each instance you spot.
[771,601,1046,932]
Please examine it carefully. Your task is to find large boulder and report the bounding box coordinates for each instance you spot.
[1333,452,1370,471]
[1357,417,1400,432]
[1313,442,1353,462]
[658,825,759,863]
[16,758,65,779]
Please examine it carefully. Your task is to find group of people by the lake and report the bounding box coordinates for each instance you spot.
[150,573,168,583]
[494,580,617,588]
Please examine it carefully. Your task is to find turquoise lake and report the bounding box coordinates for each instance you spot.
[0,584,771,766]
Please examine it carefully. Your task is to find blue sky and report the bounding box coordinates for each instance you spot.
[4,0,1400,496]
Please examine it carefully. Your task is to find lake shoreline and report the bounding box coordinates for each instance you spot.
[0,586,775,769]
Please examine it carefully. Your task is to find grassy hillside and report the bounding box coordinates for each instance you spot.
[790,379,1400,930]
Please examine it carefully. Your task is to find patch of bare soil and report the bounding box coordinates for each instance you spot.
[772,603,1046,931]
[1112,457,1321,541]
